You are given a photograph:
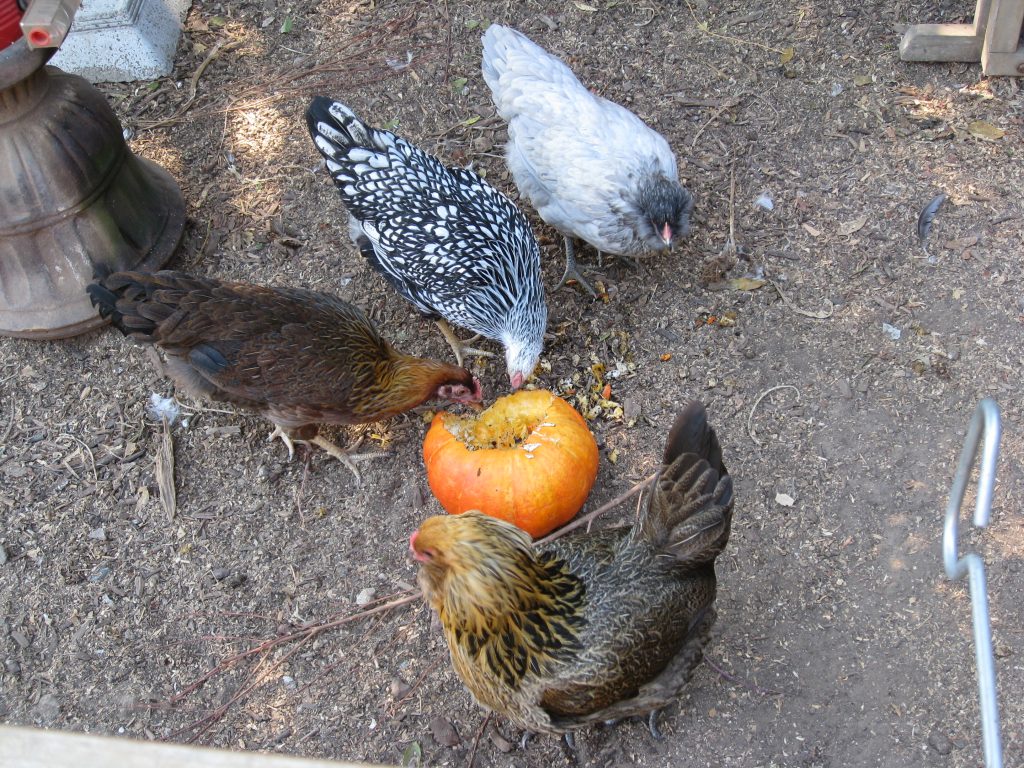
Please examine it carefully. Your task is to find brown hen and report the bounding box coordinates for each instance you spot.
[89,270,482,480]
[411,401,733,737]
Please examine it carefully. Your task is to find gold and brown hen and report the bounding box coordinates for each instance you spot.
[411,401,733,737]
[89,270,482,480]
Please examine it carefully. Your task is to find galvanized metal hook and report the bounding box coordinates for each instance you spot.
[944,398,1002,768]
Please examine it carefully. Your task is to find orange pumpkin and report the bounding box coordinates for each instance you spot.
[422,389,599,538]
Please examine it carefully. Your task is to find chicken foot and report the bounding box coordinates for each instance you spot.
[435,318,495,368]
[558,237,598,298]
[309,434,386,484]
[268,426,385,483]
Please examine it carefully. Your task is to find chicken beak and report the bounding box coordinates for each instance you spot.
[510,372,525,390]
[660,223,673,247]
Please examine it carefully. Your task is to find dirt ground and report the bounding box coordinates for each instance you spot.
[1,0,1023,766]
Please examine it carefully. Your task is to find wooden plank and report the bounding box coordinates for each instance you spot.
[899,23,986,62]
[0,726,388,768]
[983,0,1024,52]
[981,0,1024,74]
[899,0,991,63]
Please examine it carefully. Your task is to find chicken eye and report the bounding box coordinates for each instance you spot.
[422,547,437,560]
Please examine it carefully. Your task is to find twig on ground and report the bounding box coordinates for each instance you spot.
[1,397,16,445]
[769,279,835,319]
[703,656,781,696]
[155,418,176,520]
[747,385,799,447]
[683,0,786,54]
[467,712,492,768]
[163,591,422,739]
[537,473,658,545]
[56,433,98,484]
[388,656,444,715]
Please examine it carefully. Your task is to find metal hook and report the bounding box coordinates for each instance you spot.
[944,398,1002,768]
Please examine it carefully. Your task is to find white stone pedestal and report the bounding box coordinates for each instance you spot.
[50,0,192,83]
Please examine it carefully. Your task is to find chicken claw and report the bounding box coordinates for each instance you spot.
[435,318,496,368]
[268,425,298,460]
[557,238,598,299]
[269,426,385,483]
[309,434,386,484]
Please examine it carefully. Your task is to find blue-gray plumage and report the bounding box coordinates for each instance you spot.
[305,97,547,389]
[481,25,694,297]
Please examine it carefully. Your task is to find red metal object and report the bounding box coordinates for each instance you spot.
[0,1,23,51]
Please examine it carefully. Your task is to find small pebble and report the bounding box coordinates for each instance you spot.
[355,587,376,606]
[0,545,7,565]
[4,658,21,676]
[836,379,853,399]
[429,716,461,747]
[490,730,514,753]
[281,675,297,690]
[212,567,230,581]
[225,573,247,589]
[32,693,61,725]
[881,322,901,341]
[88,566,111,583]
[88,527,106,541]
[623,398,641,426]
[390,678,411,699]
[927,726,953,755]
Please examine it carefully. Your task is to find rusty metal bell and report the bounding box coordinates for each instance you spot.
[0,36,184,339]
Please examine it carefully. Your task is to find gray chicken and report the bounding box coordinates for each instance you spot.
[482,25,694,297]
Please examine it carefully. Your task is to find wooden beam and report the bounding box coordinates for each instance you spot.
[981,0,1024,74]
[899,0,991,62]
[0,726,388,768]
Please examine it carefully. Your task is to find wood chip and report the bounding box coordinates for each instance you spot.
[155,419,176,521]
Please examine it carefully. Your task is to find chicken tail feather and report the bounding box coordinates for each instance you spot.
[305,97,379,164]
[634,402,733,563]
[88,271,206,343]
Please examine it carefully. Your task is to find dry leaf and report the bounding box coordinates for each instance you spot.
[573,1,598,10]
[801,222,823,237]
[944,235,979,250]
[776,492,795,507]
[660,353,673,362]
[780,47,795,65]
[853,74,873,87]
[731,277,766,291]
[838,214,868,236]
[967,120,1004,141]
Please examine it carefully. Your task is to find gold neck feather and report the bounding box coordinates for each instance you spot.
[436,543,587,690]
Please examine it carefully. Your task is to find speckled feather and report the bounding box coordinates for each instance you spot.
[414,401,734,734]
[305,98,547,381]
[88,270,479,431]
[481,25,693,257]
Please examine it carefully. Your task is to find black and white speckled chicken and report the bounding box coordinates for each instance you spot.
[305,98,547,390]
[482,25,694,297]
